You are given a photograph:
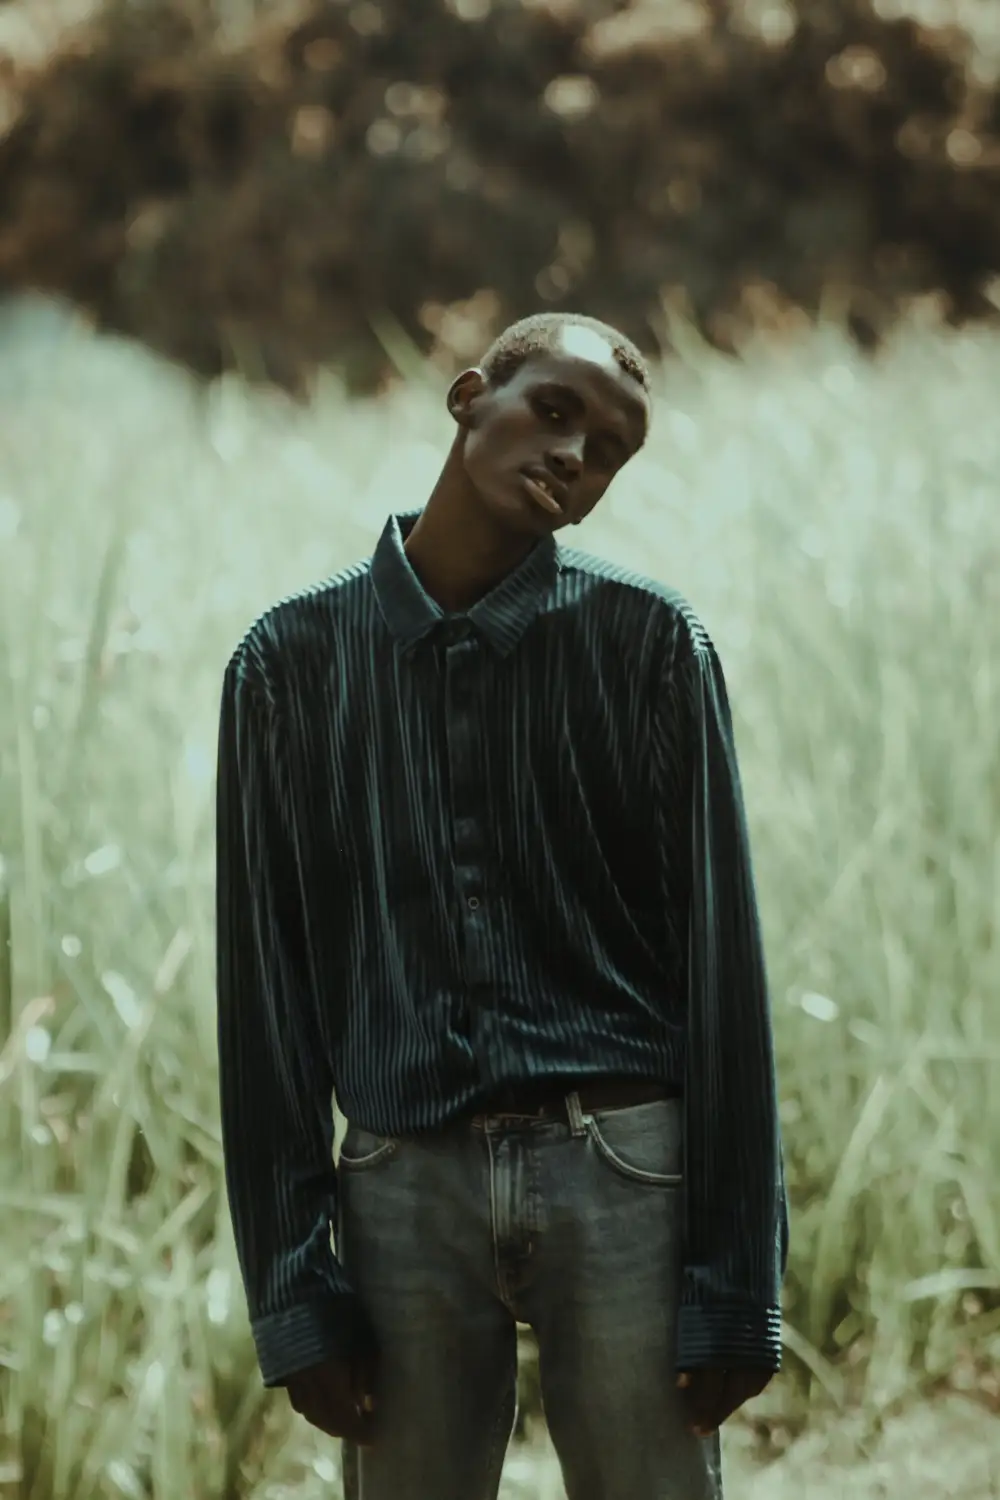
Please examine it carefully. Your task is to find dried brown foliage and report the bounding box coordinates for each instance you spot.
[1,0,999,393]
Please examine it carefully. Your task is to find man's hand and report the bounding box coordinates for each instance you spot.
[676,1368,772,1436]
[286,1355,378,1446]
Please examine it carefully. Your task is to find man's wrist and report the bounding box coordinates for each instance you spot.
[252,1293,372,1388]
[676,1300,783,1373]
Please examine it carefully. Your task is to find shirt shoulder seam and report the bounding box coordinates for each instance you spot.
[225,561,373,686]
[557,548,708,641]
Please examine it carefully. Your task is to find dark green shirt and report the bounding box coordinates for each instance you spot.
[216,510,788,1387]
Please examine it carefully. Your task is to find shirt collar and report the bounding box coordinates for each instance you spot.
[371,510,560,658]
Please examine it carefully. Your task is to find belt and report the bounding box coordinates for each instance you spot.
[468,1076,676,1125]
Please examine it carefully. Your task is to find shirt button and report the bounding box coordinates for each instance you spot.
[467,896,481,911]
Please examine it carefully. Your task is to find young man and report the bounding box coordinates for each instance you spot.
[216,312,788,1500]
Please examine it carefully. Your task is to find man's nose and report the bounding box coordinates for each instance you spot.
[547,434,585,476]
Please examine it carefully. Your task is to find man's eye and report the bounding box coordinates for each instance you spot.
[538,402,563,423]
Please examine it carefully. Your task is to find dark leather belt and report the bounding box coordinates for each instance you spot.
[469,1075,677,1124]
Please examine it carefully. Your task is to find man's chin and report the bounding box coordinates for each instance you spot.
[479,488,545,534]
[482,483,564,537]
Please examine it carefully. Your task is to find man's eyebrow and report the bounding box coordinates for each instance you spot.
[532,382,638,451]
[533,381,585,414]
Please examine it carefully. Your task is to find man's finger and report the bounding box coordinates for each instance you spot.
[286,1372,318,1418]
[342,1403,377,1447]
[300,1400,372,1445]
[286,1364,376,1445]
[695,1371,734,1435]
[297,1374,375,1446]
[679,1369,726,1434]
[731,1369,771,1407]
[693,1369,771,1434]
[352,1352,379,1416]
[326,1362,378,1445]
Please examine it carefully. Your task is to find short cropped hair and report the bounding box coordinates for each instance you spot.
[480,312,651,392]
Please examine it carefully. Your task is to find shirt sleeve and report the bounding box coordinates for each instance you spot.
[657,622,789,1373]
[216,648,364,1387]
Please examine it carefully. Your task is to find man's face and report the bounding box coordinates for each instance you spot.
[451,327,651,537]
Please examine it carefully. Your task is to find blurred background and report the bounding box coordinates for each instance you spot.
[1,0,999,1496]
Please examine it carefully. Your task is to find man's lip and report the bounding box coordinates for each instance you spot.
[520,467,567,514]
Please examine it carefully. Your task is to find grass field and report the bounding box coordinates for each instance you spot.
[1,294,999,1498]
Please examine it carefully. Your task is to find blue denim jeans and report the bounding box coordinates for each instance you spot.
[337,1092,723,1500]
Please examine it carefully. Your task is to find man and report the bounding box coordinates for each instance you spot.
[216,311,788,1500]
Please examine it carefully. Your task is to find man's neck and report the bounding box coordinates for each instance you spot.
[404,457,537,615]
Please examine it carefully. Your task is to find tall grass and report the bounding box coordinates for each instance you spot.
[1,296,998,1497]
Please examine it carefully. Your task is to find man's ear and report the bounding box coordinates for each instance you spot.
[447,368,487,429]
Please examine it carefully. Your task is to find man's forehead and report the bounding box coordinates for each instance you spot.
[556,324,620,367]
[522,336,649,425]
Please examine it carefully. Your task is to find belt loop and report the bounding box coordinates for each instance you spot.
[566,1090,588,1138]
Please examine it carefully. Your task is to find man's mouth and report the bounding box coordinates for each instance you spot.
[520,470,564,516]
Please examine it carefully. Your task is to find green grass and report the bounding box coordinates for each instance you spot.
[1,297,999,1497]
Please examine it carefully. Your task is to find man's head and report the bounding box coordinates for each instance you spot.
[447,312,652,537]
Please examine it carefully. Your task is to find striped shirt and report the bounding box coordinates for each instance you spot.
[216,510,788,1388]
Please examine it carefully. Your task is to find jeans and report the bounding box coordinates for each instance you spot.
[337,1091,724,1500]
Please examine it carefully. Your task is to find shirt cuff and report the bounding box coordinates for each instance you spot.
[676,1299,783,1373]
[251,1294,372,1388]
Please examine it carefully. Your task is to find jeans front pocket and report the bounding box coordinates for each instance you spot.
[339,1124,400,1172]
[586,1097,683,1187]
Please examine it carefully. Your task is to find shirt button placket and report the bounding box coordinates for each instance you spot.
[443,625,488,988]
